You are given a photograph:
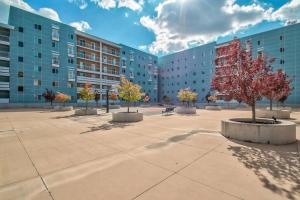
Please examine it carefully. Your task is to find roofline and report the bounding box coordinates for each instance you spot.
[0,22,14,30]
[75,30,121,48]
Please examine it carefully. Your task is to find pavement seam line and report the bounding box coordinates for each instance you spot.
[8,118,56,200]
[131,143,242,200]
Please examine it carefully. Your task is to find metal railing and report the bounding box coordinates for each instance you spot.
[78,42,100,51]
[0,35,9,42]
[102,69,119,75]
[77,65,100,72]
[102,60,119,66]
[102,49,119,56]
[0,51,9,58]
[78,54,100,62]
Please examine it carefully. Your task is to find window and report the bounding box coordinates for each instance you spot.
[202,80,205,83]
[52,68,59,74]
[0,90,9,98]
[52,54,59,66]
[18,71,23,77]
[34,80,41,86]
[193,80,196,84]
[34,24,42,30]
[34,66,42,72]
[280,47,284,52]
[52,28,59,41]
[69,34,73,40]
[18,86,24,92]
[68,70,75,81]
[257,40,261,45]
[18,57,23,62]
[38,53,41,58]
[280,35,284,40]
[38,39,42,44]
[18,41,23,47]
[68,45,74,56]
[68,57,74,64]
[52,41,56,47]
[79,39,85,46]
[280,60,285,64]
[52,81,58,87]
[18,27,23,32]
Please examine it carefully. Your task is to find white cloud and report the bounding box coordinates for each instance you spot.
[119,0,143,11]
[272,0,300,24]
[91,0,116,9]
[1,0,61,21]
[138,45,147,51]
[68,0,88,9]
[37,8,61,22]
[69,21,92,31]
[140,0,273,54]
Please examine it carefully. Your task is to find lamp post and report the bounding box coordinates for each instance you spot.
[105,85,117,113]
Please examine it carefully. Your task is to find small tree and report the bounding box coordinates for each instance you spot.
[262,69,293,110]
[177,88,198,107]
[55,92,71,106]
[117,77,144,112]
[42,89,56,106]
[208,95,218,103]
[212,39,272,122]
[94,93,100,107]
[109,92,118,101]
[79,83,95,112]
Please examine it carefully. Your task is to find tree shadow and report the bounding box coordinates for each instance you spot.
[80,121,131,134]
[227,142,300,199]
[146,129,219,149]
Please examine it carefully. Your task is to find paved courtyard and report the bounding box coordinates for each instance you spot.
[0,107,299,200]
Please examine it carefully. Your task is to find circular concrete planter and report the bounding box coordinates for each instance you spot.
[75,108,98,116]
[53,106,73,111]
[205,105,222,110]
[221,118,296,145]
[175,106,196,114]
[109,105,121,109]
[112,112,143,122]
[257,109,291,119]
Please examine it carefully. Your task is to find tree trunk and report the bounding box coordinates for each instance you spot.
[127,102,130,113]
[269,99,273,111]
[251,103,256,123]
[85,100,88,114]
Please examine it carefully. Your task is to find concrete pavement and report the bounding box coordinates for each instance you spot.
[0,108,299,200]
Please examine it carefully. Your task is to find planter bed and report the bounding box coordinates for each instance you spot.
[257,109,291,119]
[205,105,222,110]
[175,106,196,114]
[75,108,99,116]
[221,118,296,145]
[53,106,73,112]
[112,112,143,122]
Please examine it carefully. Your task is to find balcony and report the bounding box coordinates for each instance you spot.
[78,54,100,62]
[102,69,120,76]
[102,60,119,66]
[0,34,9,45]
[78,65,100,73]
[0,66,9,76]
[77,42,100,51]
[0,51,9,61]
[102,49,119,57]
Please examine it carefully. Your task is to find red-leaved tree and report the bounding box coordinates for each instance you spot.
[262,69,293,110]
[42,88,56,106]
[212,39,272,122]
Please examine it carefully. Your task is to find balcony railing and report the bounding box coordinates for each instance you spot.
[0,35,9,42]
[78,54,100,62]
[78,42,100,51]
[102,60,119,66]
[0,51,9,58]
[78,65,100,72]
[102,69,119,75]
[102,49,119,56]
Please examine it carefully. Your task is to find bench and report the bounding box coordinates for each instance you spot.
[162,107,175,115]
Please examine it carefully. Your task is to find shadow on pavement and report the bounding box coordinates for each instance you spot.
[228,142,300,200]
[80,121,131,134]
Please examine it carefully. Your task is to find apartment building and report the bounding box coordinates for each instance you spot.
[120,44,159,103]
[8,6,77,103]
[0,23,12,103]
[1,5,300,106]
[76,31,120,102]
[158,42,216,103]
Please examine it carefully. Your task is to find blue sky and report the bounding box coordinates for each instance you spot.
[1,0,300,56]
